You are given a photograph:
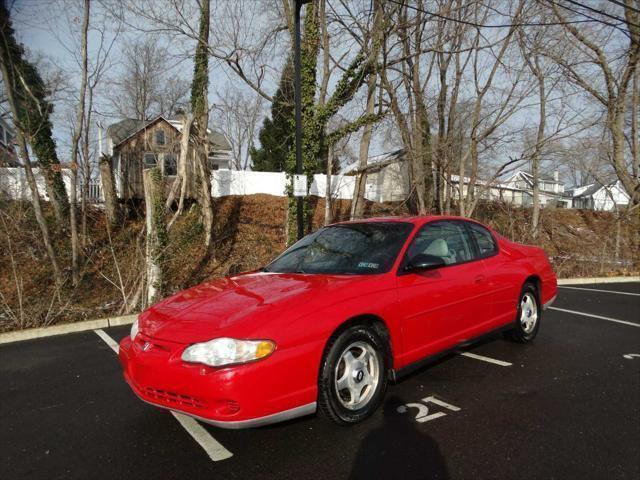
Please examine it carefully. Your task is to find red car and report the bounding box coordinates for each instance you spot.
[119,216,557,428]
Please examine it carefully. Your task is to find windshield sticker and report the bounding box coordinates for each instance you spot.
[358,262,380,269]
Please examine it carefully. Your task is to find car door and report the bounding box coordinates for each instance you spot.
[395,220,491,366]
[466,221,519,327]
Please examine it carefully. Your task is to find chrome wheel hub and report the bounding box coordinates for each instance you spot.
[520,292,538,334]
[334,341,380,410]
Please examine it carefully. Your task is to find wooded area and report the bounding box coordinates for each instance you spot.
[0,0,638,330]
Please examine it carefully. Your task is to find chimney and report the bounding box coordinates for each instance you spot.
[553,170,559,182]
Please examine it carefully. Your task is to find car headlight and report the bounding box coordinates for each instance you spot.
[130,318,139,341]
[181,338,275,367]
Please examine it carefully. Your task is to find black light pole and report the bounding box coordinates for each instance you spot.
[294,0,310,240]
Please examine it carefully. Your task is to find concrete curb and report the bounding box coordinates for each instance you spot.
[0,314,137,345]
[1,275,638,345]
[557,276,640,285]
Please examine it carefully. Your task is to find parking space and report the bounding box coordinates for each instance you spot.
[1,283,638,479]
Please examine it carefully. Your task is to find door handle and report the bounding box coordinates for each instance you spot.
[474,275,485,284]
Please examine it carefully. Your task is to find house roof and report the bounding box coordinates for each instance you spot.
[106,118,146,146]
[108,116,231,151]
[341,149,405,175]
[571,181,622,199]
[0,115,15,135]
[508,170,561,185]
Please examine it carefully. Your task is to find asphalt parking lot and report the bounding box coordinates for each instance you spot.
[2,282,639,479]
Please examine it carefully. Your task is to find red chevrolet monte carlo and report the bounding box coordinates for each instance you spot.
[119,216,557,428]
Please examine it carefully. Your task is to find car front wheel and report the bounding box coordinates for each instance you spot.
[318,325,388,425]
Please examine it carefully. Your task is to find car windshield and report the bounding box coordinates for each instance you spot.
[263,222,413,275]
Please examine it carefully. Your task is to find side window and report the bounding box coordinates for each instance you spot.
[467,222,497,258]
[155,129,165,146]
[164,154,177,176]
[406,221,474,266]
[143,153,157,169]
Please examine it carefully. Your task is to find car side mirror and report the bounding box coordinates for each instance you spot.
[405,254,446,272]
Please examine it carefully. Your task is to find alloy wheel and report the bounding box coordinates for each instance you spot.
[334,341,381,411]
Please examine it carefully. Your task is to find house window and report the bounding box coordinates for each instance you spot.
[155,129,165,146]
[164,154,177,176]
[143,153,157,169]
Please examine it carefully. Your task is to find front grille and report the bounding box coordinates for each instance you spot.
[143,387,205,409]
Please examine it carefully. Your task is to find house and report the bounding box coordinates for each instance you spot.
[569,180,630,211]
[103,116,232,199]
[342,152,572,208]
[499,170,568,207]
[0,116,18,167]
[341,149,410,202]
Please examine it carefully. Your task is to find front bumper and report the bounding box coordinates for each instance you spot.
[118,335,317,429]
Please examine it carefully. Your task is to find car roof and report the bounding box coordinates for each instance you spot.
[331,215,483,226]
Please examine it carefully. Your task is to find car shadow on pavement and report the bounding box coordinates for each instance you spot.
[348,396,449,480]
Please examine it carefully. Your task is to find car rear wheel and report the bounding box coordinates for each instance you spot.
[505,282,541,343]
[318,325,388,425]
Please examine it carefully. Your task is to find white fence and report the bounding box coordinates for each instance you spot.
[210,170,359,200]
[2,167,372,202]
[0,167,72,201]
[0,168,103,203]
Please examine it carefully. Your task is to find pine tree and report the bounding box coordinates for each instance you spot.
[250,55,294,172]
[0,1,69,223]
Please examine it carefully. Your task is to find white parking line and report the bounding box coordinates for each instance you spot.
[94,329,119,353]
[548,307,640,328]
[558,286,640,297]
[93,329,234,462]
[458,351,512,366]
[172,412,233,461]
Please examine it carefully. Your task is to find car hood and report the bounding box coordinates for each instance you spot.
[138,272,377,344]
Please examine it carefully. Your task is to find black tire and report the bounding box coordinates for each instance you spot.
[318,324,388,425]
[504,282,541,343]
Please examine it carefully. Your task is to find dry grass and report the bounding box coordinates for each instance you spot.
[0,195,637,332]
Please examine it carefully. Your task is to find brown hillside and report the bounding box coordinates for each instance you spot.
[0,195,637,332]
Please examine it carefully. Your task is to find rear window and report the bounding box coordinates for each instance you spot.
[467,222,498,258]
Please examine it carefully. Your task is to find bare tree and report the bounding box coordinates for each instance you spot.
[541,0,640,210]
[0,35,63,287]
[0,3,70,224]
[143,167,166,304]
[211,87,264,170]
[191,0,214,247]
[68,0,90,286]
[106,37,189,120]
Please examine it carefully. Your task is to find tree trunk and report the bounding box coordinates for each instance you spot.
[100,155,120,228]
[191,0,214,247]
[351,73,377,219]
[166,113,194,227]
[67,0,90,286]
[0,55,62,287]
[609,110,638,207]
[531,57,546,239]
[631,69,638,182]
[81,81,96,246]
[325,144,333,225]
[143,168,166,305]
[20,137,63,288]
[195,141,214,247]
